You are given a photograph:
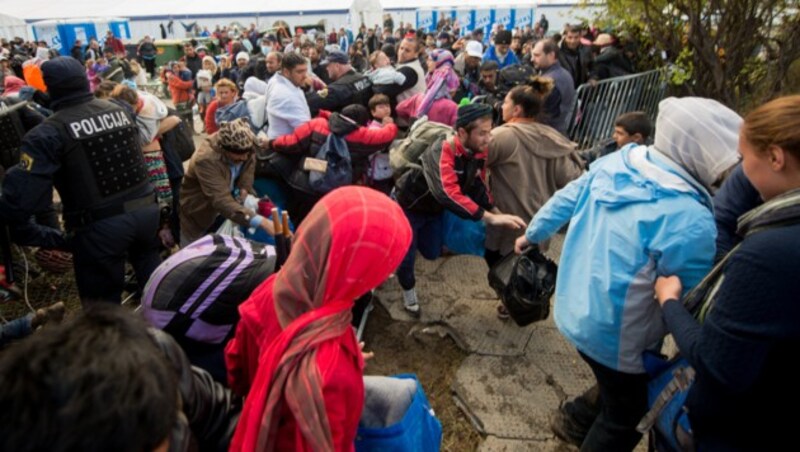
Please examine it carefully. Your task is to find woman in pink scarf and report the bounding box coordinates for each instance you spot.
[396,49,459,127]
[226,186,412,451]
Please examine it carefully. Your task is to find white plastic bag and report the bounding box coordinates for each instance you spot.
[216,219,244,238]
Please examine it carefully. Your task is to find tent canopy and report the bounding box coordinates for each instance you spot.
[0,12,28,39]
[0,0,381,21]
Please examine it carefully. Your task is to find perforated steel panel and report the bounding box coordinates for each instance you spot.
[85,127,148,197]
[453,354,561,440]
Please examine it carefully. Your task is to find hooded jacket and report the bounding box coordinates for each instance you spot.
[523,97,741,373]
[486,120,583,254]
[526,145,717,373]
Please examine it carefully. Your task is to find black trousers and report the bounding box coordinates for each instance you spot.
[69,204,162,304]
[579,351,649,452]
[143,58,156,78]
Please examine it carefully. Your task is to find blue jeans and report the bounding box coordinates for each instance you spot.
[396,210,443,291]
[0,313,34,347]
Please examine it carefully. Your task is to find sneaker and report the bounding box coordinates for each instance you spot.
[497,304,510,320]
[402,289,421,318]
[549,407,589,447]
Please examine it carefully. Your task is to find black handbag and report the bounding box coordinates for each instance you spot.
[488,245,557,326]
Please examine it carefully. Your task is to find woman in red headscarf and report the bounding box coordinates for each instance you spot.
[225,186,412,452]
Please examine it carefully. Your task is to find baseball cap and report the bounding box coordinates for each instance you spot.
[320,49,350,66]
[465,40,483,58]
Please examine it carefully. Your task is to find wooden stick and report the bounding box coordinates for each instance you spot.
[281,210,292,254]
[270,208,282,236]
[271,208,286,265]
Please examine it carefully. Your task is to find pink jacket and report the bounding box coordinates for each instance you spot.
[396,93,458,128]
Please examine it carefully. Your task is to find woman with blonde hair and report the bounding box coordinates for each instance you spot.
[204,78,238,134]
[654,95,800,451]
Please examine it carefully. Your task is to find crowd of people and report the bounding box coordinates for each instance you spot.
[1,12,799,452]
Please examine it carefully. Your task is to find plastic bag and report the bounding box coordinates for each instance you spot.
[216,219,244,238]
[441,210,485,257]
[356,374,442,452]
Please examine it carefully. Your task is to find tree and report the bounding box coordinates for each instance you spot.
[595,0,800,110]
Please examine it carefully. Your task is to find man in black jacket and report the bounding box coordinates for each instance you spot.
[70,39,84,64]
[558,24,592,88]
[182,41,203,79]
[306,50,373,116]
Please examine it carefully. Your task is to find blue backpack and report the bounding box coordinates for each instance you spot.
[308,132,352,194]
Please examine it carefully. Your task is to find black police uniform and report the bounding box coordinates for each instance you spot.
[0,57,161,304]
[306,69,373,116]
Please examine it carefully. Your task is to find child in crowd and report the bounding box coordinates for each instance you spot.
[612,111,653,149]
[366,94,394,193]
[196,69,214,130]
[85,59,102,92]
[365,50,406,87]
[367,93,392,128]
[581,111,654,166]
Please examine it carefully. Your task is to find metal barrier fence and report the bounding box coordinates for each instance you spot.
[566,68,668,150]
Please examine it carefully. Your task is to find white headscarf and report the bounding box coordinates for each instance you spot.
[654,97,742,192]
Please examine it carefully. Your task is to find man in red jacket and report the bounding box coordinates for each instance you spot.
[393,103,525,316]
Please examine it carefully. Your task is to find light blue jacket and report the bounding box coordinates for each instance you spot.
[525,145,716,373]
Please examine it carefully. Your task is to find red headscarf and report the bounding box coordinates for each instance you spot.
[228,187,412,452]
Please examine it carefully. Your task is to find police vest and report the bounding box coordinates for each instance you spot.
[47,98,151,218]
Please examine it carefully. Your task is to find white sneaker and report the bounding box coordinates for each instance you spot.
[402,289,421,317]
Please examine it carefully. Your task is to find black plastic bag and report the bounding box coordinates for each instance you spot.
[488,246,557,326]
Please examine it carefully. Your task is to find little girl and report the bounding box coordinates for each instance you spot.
[196,69,214,131]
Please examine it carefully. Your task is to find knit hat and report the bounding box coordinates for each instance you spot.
[202,55,217,72]
[456,103,493,129]
[494,30,512,45]
[653,97,742,191]
[236,51,250,62]
[217,118,257,154]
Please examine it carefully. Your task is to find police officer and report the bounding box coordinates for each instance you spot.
[0,57,161,304]
[306,50,373,116]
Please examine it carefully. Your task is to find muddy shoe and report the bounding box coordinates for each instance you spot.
[31,301,66,329]
[549,407,588,447]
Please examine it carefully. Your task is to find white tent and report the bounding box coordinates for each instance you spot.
[0,0,384,39]
[0,13,28,40]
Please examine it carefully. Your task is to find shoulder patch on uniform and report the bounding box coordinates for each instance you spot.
[19,152,34,171]
[318,89,329,98]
